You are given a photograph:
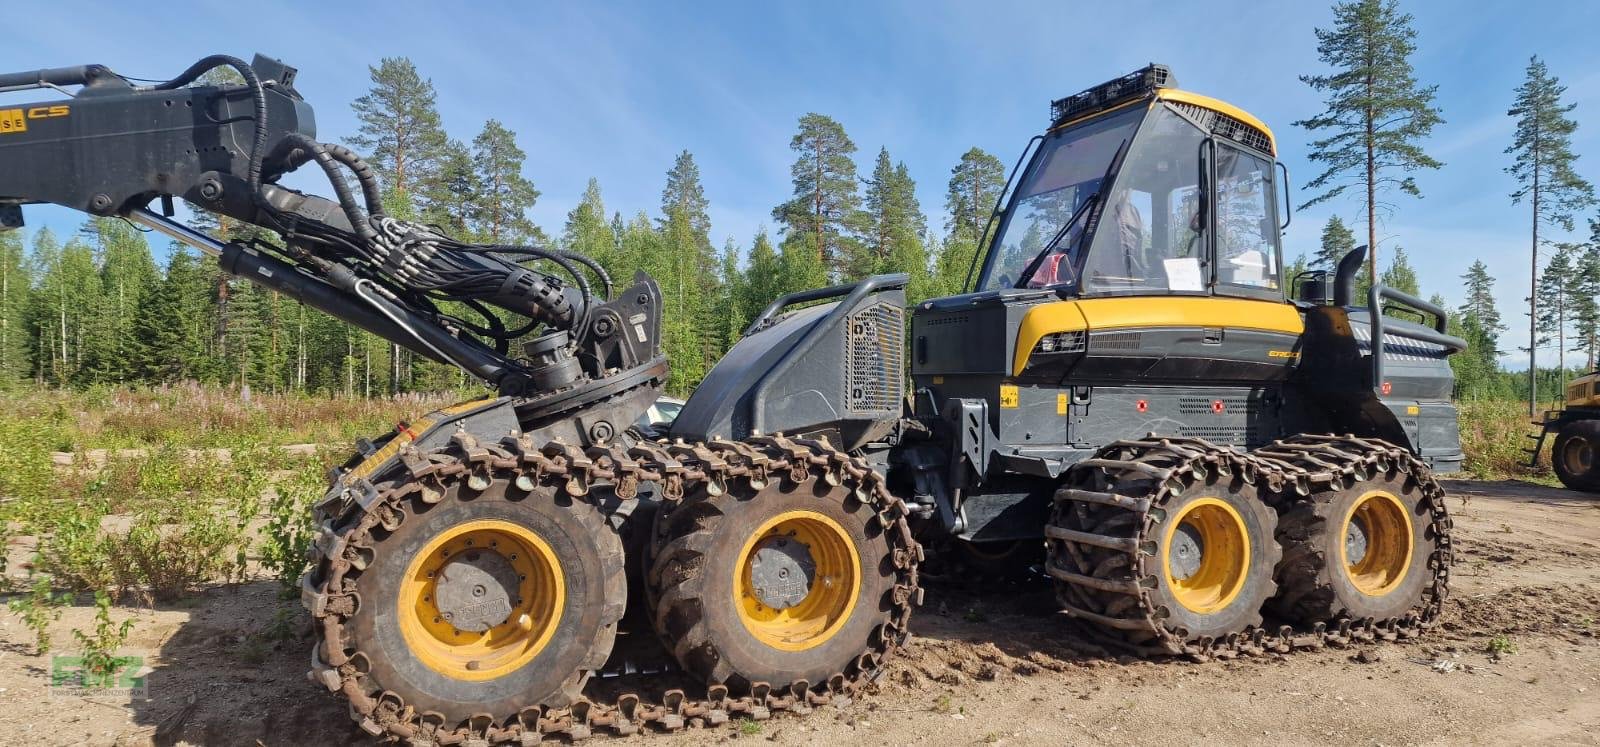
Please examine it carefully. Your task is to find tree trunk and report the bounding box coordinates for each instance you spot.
[1529,130,1542,417]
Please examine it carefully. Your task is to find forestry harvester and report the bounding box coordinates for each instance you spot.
[0,55,1465,742]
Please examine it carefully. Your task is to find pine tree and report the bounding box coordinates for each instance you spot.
[1507,56,1596,414]
[1315,215,1358,269]
[1573,241,1600,370]
[1535,243,1580,389]
[135,245,216,382]
[349,57,450,209]
[945,147,1007,248]
[420,138,476,237]
[862,148,930,288]
[83,218,158,383]
[562,178,618,279]
[1296,0,1444,288]
[1458,259,1505,382]
[1380,246,1418,295]
[773,114,863,278]
[469,120,541,244]
[739,230,784,320]
[349,57,455,395]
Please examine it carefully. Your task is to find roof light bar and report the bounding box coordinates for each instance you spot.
[1050,64,1175,126]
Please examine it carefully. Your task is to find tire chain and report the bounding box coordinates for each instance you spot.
[302,432,924,744]
[1048,433,1453,661]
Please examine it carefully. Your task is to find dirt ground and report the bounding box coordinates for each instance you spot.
[1,478,1596,746]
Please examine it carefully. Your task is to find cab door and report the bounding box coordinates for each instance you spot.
[1210,142,1286,302]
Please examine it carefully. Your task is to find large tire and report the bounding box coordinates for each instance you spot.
[1048,439,1280,650]
[344,473,626,723]
[1271,471,1438,622]
[648,471,897,692]
[1552,419,1600,493]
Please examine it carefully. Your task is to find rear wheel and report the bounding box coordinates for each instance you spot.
[649,470,896,692]
[1271,470,1438,623]
[1552,420,1600,492]
[344,474,626,723]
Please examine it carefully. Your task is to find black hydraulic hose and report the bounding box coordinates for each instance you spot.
[280,133,376,241]
[322,143,388,221]
[556,249,613,299]
[137,55,268,193]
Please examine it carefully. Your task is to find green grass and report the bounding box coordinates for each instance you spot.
[0,386,1567,610]
[0,384,453,602]
[1457,399,1556,484]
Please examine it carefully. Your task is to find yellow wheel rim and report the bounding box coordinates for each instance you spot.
[1162,497,1250,614]
[733,510,861,652]
[1340,490,1414,597]
[398,519,564,681]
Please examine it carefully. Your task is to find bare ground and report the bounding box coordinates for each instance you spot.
[1,479,1597,746]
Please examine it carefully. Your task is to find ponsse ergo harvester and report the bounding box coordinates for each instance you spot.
[0,56,1464,742]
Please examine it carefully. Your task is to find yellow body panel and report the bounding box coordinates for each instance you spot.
[1155,89,1276,154]
[347,397,499,480]
[1012,297,1304,375]
[1567,372,1600,407]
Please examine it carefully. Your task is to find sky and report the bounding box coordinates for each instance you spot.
[7,0,1600,369]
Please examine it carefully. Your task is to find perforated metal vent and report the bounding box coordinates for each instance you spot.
[1092,331,1144,351]
[1178,396,1252,415]
[1168,101,1273,154]
[844,303,905,415]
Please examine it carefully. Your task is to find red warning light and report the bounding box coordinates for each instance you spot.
[1135,399,1148,413]
[1380,381,1392,396]
[1212,399,1226,414]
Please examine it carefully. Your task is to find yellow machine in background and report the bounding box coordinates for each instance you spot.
[1532,371,1600,491]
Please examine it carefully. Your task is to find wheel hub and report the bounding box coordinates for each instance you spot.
[1345,514,1370,565]
[434,549,519,632]
[748,535,816,610]
[1169,523,1205,580]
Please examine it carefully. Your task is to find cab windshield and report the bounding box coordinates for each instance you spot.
[977,106,1144,292]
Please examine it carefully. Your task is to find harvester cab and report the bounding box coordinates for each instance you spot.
[0,54,1468,743]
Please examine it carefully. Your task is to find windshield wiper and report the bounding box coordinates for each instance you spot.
[1014,193,1099,288]
[1014,136,1131,289]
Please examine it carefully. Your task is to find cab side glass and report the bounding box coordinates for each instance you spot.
[1215,147,1280,292]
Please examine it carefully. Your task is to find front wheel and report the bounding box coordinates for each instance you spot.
[336,472,627,724]
[1552,419,1600,492]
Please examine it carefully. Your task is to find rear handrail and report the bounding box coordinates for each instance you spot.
[1367,281,1468,394]
[744,272,909,337]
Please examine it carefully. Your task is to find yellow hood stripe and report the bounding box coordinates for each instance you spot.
[1013,297,1303,375]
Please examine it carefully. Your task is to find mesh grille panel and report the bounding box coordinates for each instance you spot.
[845,303,905,415]
[1169,101,1273,154]
[1092,331,1144,351]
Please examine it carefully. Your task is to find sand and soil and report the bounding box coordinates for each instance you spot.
[1,478,1596,746]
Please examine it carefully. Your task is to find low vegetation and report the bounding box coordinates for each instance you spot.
[0,385,1566,661]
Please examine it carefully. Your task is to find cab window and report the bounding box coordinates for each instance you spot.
[1214,146,1280,293]
[1081,107,1208,294]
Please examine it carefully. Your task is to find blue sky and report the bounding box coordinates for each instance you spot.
[7,0,1599,369]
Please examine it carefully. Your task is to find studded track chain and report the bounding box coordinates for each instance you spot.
[302,432,923,744]
[1047,433,1453,661]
